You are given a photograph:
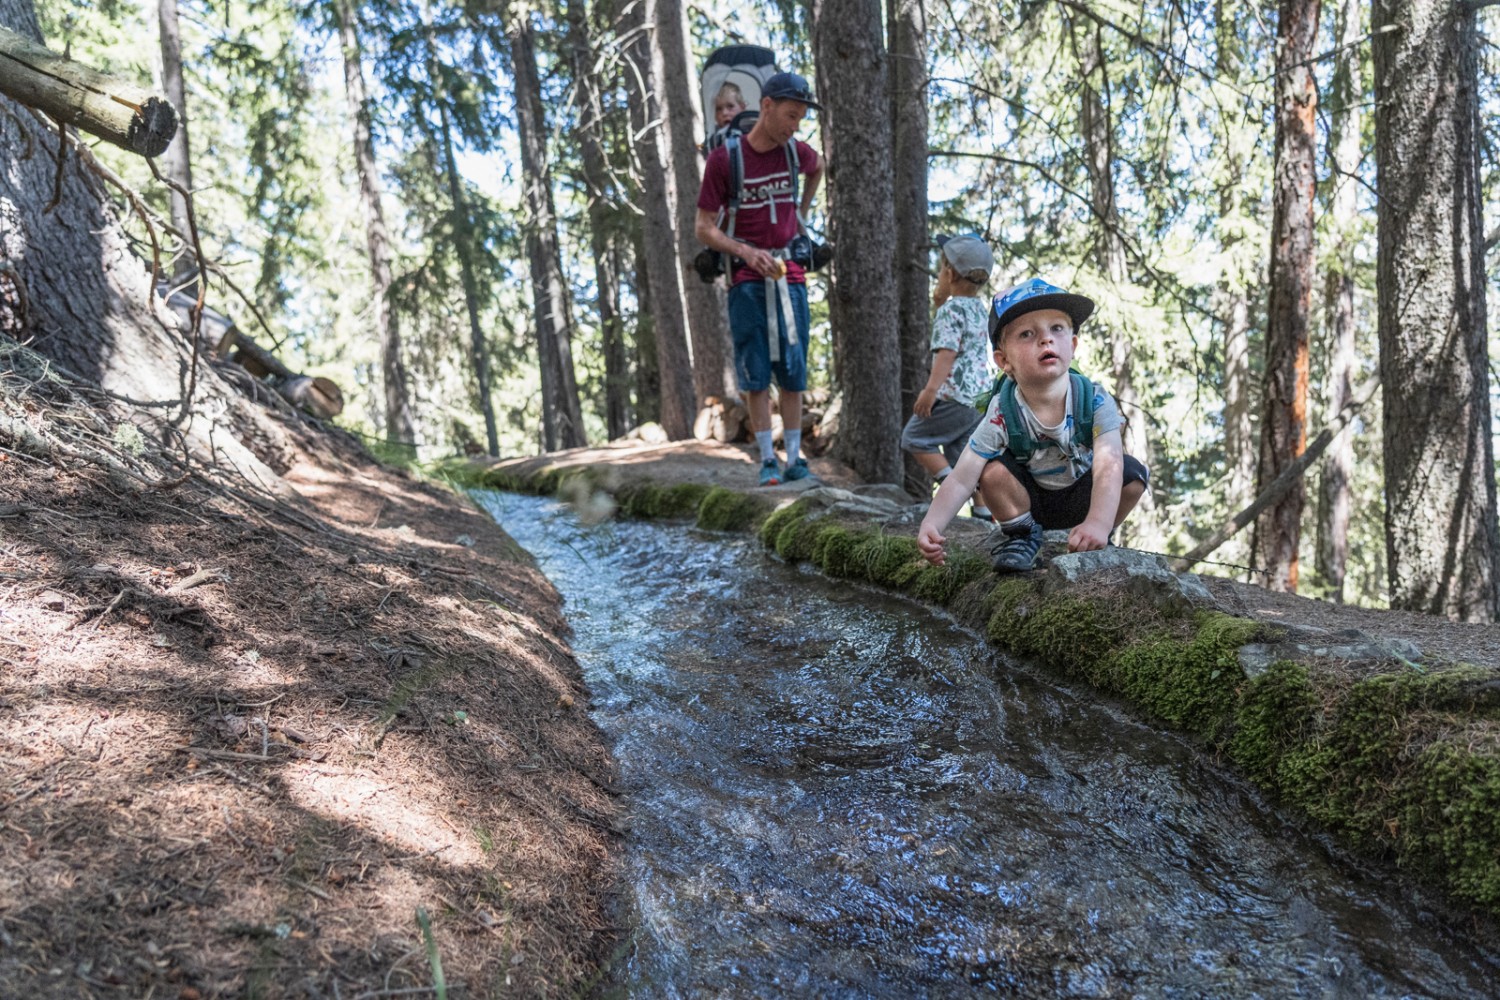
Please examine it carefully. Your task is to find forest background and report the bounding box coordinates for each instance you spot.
[20,0,1500,620]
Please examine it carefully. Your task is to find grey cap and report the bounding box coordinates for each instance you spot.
[936,233,994,284]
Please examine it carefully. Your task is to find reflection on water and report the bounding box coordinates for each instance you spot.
[473,491,1499,999]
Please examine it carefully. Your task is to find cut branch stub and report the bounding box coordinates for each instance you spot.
[0,25,178,158]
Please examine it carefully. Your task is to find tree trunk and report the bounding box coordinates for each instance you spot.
[1253,0,1319,593]
[630,231,661,427]
[0,0,289,488]
[814,0,903,484]
[621,0,694,438]
[1212,0,1260,573]
[0,24,176,158]
[437,99,500,457]
[508,7,587,451]
[650,0,733,406]
[889,0,930,497]
[1373,0,1498,621]
[155,0,195,293]
[334,0,415,450]
[1069,14,1150,541]
[1315,0,1361,601]
[564,0,630,440]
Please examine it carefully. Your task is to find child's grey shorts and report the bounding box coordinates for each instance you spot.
[900,399,984,468]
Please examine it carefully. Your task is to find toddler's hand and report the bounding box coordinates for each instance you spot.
[917,525,947,566]
[914,387,937,418]
[1067,519,1110,553]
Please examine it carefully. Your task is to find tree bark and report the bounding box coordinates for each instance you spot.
[1253,0,1319,593]
[1069,14,1149,540]
[0,24,176,158]
[334,0,415,450]
[630,230,661,427]
[814,0,903,485]
[888,0,930,497]
[1213,0,1259,556]
[649,0,733,405]
[508,6,587,451]
[1373,0,1498,621]
[1314,0,1361,601]
[0,0,289,489]
[564,0,630,440]
[154,0,195,292]
[621,0,695,438]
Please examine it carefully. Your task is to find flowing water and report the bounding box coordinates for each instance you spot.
[473,491,1499,999]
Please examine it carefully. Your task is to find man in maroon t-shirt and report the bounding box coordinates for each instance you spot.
[695,72,824,486]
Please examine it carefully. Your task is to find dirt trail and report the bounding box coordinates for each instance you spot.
[0,442,617,998]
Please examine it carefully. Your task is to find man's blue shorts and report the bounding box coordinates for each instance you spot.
[728,280,809,393]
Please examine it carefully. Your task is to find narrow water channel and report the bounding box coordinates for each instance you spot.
[473,491,1499,999]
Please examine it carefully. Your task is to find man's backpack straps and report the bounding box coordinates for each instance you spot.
[722,132,801,244]
[996,370,1096,464]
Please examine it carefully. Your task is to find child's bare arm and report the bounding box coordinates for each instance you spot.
[915,349,958,417]
[918,448,987,565]
[1070,428,1123,552]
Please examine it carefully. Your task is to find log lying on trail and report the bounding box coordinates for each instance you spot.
[162,290,344,420]
[0,26,178,158]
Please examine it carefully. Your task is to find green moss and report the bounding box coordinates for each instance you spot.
[1227,660,1319,785]
[1400,739,1500,907]
[849,534,921,586]
[696,487,766,532]
[619,482,711,520]
[759,499,812,549]
[910,552,990,606]
[1113,613,1260,735]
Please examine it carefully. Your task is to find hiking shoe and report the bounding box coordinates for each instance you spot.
[783,457,812,482]
[989,521,1043,572]
[758,458,782,486]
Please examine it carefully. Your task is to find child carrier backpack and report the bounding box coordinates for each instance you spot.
[701,45,778,152]
[975,370,1098,463]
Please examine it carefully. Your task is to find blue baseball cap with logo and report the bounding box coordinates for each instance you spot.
[988,278,1095,345]
[762,71,822,110]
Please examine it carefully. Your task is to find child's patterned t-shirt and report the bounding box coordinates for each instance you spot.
[930,296,992,406]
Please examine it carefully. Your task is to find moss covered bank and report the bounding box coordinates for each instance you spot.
[456,455,1500,921]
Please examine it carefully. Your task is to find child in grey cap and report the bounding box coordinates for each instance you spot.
[900,233,996,519]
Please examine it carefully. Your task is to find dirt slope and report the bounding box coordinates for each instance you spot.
[0,441,618,997]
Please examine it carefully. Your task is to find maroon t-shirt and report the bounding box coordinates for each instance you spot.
[697,137,820,286]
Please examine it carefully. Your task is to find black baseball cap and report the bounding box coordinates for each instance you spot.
[762,72,822,110]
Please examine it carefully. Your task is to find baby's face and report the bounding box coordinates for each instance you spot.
[715,96,746,126]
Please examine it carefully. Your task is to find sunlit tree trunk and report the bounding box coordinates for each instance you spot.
[889,0,929,497]
[334,0,415,450]
[814,0,902,484]
[155,0,195,294]
[564,0,630,439]
[621,0,694,438]
[508,6,587,451]
[1253,0,1319,593]
[1374,0,1498,621]
[1315,0,1362,601]
[650,0,732,405]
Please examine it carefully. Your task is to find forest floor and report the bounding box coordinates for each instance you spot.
[5,428,1500,1000]
[0,432,619,998]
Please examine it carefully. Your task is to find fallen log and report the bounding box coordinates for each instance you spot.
[1173,374,1380,570]
[160,288,344,420]
[0,25,178,158]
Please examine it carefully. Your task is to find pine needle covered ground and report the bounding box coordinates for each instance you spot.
[0,341,620,998]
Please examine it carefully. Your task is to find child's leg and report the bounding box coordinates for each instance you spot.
[909,449,951,479]
[977,457,1031,522]
[1114,456,1151,527]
